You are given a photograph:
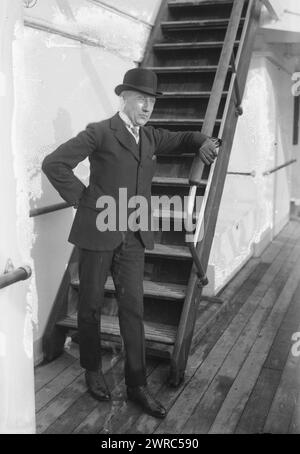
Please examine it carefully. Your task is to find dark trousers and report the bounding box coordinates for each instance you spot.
[77,230,146,387]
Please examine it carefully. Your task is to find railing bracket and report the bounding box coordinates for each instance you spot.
[235,105,243,116]
[197,274,209,287]
[0,264,32,290]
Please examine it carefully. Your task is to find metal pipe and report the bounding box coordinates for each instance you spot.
[23,20,133,62]
[88,0,152,28]
[263,159,297,176]
[24,20,103,48]
[30,202,71,217]
[284,9,300,17]
[261,0,279,20]
[0,266,32,290]
[227,170,256,176]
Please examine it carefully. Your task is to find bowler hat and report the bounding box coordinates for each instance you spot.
[115,68,162,97]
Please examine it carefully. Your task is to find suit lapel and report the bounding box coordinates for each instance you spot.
[110,113,140,162]
[139,126,151,166]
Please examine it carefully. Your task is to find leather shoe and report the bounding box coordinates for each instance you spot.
[85,369,111,401]
[127,385,166,418]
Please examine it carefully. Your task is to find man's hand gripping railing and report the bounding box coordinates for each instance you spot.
[186,138,222,287]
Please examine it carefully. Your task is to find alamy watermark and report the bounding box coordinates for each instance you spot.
[94,188,202,242]
[291,332,300,357]
[291,72,300,97]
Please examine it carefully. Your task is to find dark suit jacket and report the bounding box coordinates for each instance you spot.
[42,113,208,250]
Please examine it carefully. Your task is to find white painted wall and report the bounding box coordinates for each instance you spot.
[259,0,300,207]
[0,0,35,434]
[23,0,158,62]
[92,0,162,24]
[261,0,300,32]
[291,90,300,201]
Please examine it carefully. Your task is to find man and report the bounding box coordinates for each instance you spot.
[42,68,218,419]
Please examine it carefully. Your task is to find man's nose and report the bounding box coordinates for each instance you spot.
[142,99,151,111]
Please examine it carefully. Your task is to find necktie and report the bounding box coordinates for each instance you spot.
[128,125,140,144]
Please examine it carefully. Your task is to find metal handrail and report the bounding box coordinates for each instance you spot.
[0,266,32,290]
[227,170,256,176]
[263,159,297,176]
[186,0,251,285]
[30,201,71,217]
[261,0,279,20]
[24,20,103,49]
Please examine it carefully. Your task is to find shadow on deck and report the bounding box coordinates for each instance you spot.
[35,219,300,434]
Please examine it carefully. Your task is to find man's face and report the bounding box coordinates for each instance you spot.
[122,90,156,126]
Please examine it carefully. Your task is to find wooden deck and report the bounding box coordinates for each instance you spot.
[35,219,300,434]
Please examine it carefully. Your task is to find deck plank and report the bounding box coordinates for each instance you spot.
[155,228,300,434]
[191,301,222,348]
[182,258,299,432]
[235,367,282,434]
[36,360,83,414]
[262,283,300,434]
[263,353,300,434]
[208,249,300,433]
[36,352,121,433]
[235,282,300,433]
[153,224,300,434]
[289,385,300,433]
[35,348,78,392]
[264,276,300,371]
[181,230,300,433]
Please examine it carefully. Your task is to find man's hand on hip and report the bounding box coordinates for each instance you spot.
[198,137,220,165]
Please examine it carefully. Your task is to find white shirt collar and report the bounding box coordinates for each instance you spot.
[118,111,140,131]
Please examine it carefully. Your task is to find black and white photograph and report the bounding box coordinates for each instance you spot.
[0,0,300,437]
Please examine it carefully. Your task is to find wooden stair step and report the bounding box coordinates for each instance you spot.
[153,208,197,222]
[152,176,207,187]
[148,118,222,126]
[146,243,191,259]
[71,276,187,300]
[161,18,244,30]
[158,91,228,98]
[57,314,177,345]
[147,65,232,73]
[154,41,239,50]
[168,0,234,7]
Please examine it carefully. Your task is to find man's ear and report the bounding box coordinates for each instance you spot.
[119,94,126,111]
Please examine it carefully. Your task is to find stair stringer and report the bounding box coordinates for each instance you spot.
[168,0,263,386]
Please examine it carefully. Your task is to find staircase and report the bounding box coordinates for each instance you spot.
[43,0,263,386]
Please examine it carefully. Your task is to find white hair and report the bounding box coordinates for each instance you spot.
[119,90,137,110]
